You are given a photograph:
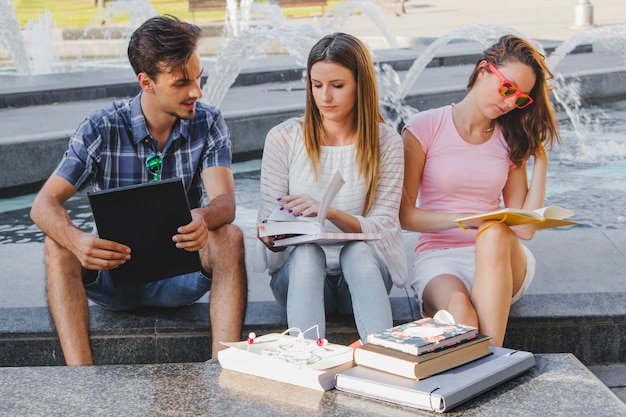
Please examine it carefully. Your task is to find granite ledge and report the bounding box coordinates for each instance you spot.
[0,353,624,416]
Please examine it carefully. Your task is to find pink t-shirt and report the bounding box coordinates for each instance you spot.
[403,105,515,254]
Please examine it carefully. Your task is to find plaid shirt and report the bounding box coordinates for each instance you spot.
[53,92,232,209]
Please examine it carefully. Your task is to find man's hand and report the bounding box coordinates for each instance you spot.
[72,232,131,270]
[172,210,209,251]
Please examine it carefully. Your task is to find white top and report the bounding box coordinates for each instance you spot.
[257,117,408,287]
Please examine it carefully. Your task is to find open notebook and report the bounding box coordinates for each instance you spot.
[87,178,201,288]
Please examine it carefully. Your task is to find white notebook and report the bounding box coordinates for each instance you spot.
[335,346,535,413]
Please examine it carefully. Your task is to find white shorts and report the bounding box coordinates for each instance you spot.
[409,245,536,316]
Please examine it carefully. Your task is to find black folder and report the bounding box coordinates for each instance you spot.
[87,178,201,288]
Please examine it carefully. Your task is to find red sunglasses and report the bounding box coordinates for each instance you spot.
[487,62,534,109]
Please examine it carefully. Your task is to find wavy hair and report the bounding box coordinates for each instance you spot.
[467,35,560,166]
[303,33,383,216]
[128,15,202,80]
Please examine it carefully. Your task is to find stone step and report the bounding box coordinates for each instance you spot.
[0,41,590,109]
[2,48,626,197]
[2,293,624,367]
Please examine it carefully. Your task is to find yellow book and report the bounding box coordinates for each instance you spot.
[455,205,578,232]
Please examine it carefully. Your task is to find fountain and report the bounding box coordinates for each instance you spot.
[0,0,157,75]
[322,0,399,49]
[1,0,626,210]
[249,3,287,29]
[546,25,626,145]
[202,24,328,107]
[87,0,158,31]
[25,9,58,75]
[201,0,401,107]
[0,0,31,74]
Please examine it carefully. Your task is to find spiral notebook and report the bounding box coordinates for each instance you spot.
[87,178,201,288]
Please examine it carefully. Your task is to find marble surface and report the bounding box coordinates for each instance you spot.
[0,354,624,417]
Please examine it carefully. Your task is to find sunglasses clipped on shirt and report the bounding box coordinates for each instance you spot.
[487,62,534,109]
[146,152,162,181]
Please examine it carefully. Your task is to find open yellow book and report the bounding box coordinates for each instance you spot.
[455,206,578,233]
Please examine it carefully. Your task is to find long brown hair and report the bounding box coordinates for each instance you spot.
[467,35,560,166]
[303,33,383,216]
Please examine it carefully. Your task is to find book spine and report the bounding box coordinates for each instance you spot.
[367,337,421,355]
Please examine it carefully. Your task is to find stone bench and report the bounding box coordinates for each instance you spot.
[0,296,416,367]
[2,292,625,367]
[1,352,625,416]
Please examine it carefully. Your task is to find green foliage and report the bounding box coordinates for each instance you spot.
[11,0,223,28]
[10,0,337,28]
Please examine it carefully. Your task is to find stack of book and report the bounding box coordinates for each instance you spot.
[357,317,491,380]
[335,317,536,412]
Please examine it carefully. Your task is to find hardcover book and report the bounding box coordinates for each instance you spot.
[335,346,536,413]
[217,332,354,392]
[354,334,492,380]
[455,205,577,232]
[258,170,380,246]
[366,317,478,356]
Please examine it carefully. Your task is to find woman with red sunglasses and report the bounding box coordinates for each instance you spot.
[400,35,560,346]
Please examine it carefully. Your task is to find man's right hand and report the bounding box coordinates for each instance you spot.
[71,232,131,271]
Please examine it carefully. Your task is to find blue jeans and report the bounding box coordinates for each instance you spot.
[85,269,211,310]
[270,241,393,342]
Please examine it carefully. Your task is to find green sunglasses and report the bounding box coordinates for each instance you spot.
[146,152,162,181]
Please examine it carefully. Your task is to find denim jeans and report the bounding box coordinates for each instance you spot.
[85,269,211,310]
[270,241,393,342]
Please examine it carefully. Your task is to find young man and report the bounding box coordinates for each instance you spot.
[30,15,247,366]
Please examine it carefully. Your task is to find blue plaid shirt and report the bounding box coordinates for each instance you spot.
[53,92,232,209]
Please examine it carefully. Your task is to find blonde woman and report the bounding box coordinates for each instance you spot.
[257,33,407,342]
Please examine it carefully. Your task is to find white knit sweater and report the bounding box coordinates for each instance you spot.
[257,117,408,287]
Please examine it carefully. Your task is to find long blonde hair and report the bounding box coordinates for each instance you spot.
[303,33,383,216]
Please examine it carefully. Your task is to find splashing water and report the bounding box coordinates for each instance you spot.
[399,25,532,99]
[0,0,31,75]
[250,3,287,29]
[547,25,626,149]
[225,0,240,37]
[88,0,158,30]
[202,24,329,107]
[25,10,58,75]
[547,26,626,70]
[377,63,417,131]
[202,0,402,112]
[553,100,626,164]
[240,0,255,32]
[322,0,398,49]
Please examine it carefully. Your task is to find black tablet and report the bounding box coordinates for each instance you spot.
[88,178,201,288]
